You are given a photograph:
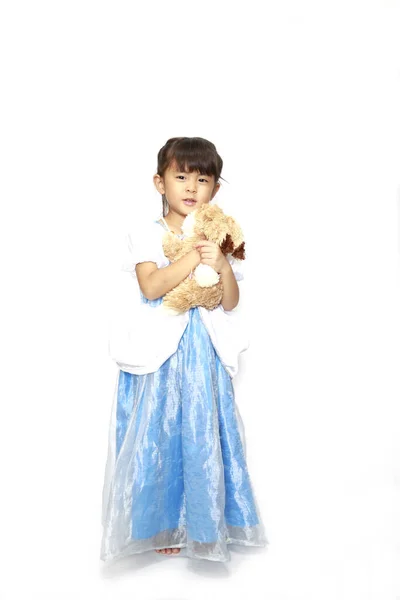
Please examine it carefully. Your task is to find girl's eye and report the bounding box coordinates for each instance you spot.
[176,175,209,183]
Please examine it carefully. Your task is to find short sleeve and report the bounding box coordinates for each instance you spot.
[121,223,168,276]
[227,255,245,281]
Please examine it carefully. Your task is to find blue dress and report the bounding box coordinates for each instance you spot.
[100,220,268,563]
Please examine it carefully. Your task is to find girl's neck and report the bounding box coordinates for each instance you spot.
[163,213,185,234]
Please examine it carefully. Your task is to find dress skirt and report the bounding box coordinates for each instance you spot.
[100,303,268,563]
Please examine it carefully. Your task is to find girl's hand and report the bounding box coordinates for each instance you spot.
[194,240,229,274]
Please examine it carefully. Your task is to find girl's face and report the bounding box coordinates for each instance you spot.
[154,160,220,218]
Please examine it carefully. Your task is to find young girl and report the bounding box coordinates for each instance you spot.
[100,136,268,563]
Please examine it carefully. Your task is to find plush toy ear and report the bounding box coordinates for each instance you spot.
[181,211,197,236]
[231,241,245,260]
[220,234,235,255]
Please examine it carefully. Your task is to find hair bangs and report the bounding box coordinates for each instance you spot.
[167,140,218,179]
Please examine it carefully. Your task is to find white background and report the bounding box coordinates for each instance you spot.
[1,1,399,599]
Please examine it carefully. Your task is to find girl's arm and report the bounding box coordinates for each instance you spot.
[195,240,240,311]
[136,249,201,300]
[219,261,240,311]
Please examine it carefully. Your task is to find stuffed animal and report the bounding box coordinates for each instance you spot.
[161,204,245,315]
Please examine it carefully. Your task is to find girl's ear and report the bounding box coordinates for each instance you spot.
[211,182,220,199]
[153,173,165,194]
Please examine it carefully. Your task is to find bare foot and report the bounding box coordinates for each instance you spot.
[155,547,181,555]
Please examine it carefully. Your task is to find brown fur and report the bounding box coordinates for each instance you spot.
[232,241,245,260]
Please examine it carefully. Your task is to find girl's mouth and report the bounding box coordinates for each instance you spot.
[183,199,196,206]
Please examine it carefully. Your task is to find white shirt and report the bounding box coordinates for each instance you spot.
[108,218,250,379]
